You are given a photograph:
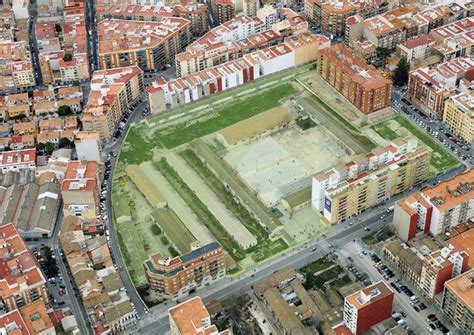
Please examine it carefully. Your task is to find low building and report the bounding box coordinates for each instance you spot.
[0,149,36,174]
[81,66,143,141]
[382,241,423,285]
[392,169,474,239]
[443,91,473,143]
[97,18,191,71]
[312,139,430,224]
[19,299,56,334]
[169,297,230,335]
[75,132,102,163]
[144,242,225,300]
[61,161,99,219]
[317,44,392,114]
[0,223,50,311]
[407,57,474,116]
[0,181,61,239]
[343,281,394,335]
[441,269,474,335]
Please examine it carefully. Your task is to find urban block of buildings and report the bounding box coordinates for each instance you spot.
[443,91,474,143]
[144,242,225,300]
[81,66,144,141]
[312,138,430,225]
[97,18,191,71]
[317,44,393,114]
[407,56,474,116]
[148,32,328,112]
[392,169,474,240]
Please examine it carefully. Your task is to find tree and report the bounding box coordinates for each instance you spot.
[55,23,62,33]
[36,142,46,153]
[44,142,54,155]
[58,105,72,116]
[58,137,73,148]
[393,56,410,86]
[9,114,26,121]
[63,53,72,62]
[151,224,161,235]
[376,47,391,66]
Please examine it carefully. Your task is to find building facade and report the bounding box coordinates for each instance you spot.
[81,66,143,141]
[343,281,394,335]
[443,91,473,143]
[312,139,430,224]
[144,242,225,300]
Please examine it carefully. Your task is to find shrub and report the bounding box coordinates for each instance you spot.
[151,224,161,235]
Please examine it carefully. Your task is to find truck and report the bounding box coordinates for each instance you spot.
[386,206,394,213]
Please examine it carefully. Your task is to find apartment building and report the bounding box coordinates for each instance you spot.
[0,6,15,41]
[0,149,36,173]
[420,247,469,299]
[408,57,474,116]
[0,41,35,91]
[442,269,474,335]
[443,91,474,143]
[169,297,230,335]
[98,18,191,71]
[345,13,405,50]
[61,161,99,219]
[317,44,392,114]
[343,281,394,335]
[96,2,209,37]
[304,0,394,37]
[75,132,102,163]
[0,223,50,311]
[312,139,430,224]
[213,0,235,26]
[243,0,258,17]
[149,33,325,112]
[144,242,225,300]
[81,66,143,141]
[397,34,436,63]
[393,169,474,239]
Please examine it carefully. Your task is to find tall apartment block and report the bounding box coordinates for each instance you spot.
[97,18,191,71]
[343,281,394,335]
[443,91,473,143]
[81,66,143,141]
[392,169,474,240]
[442,269,474,335]
[419,247,469,299]
[169,297,231,335]
[0,223,50,311]
[144,242,225,300]
[312,138,430,224]
[317,44,393,114]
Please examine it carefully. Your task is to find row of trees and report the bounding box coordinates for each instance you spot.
[36,138,74,155]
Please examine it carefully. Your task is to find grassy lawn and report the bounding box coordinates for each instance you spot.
[372,116,459,173]
[155,158,245,262]
[330,275,352,290]
[155,84,296,148]
[304,265,344,289]
[370,123,399,141]
[362,226,394,246]
[181,149,288,262]
[120,126,161,165]
[151,209,196,254]
[300,257,334,274]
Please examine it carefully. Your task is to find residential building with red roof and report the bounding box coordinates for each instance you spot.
[0,223,50,311]
[144,242,225,300]
[18,299,56,335]
[0,149,36,174]
[81,66,143,141]
[317,43,393,114]
[0,309,29,335]
[312,138,430,224]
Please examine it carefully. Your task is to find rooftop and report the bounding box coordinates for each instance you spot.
[444,269,474,313]
[168,297,220,335]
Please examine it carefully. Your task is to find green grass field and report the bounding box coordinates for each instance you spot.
[120,126,162,165]
[371,115,459,173]
[154,84,296,148]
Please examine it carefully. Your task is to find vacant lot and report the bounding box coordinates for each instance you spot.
[154,84,297,148]
[151,209,196,254]
[370,115,459,173]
